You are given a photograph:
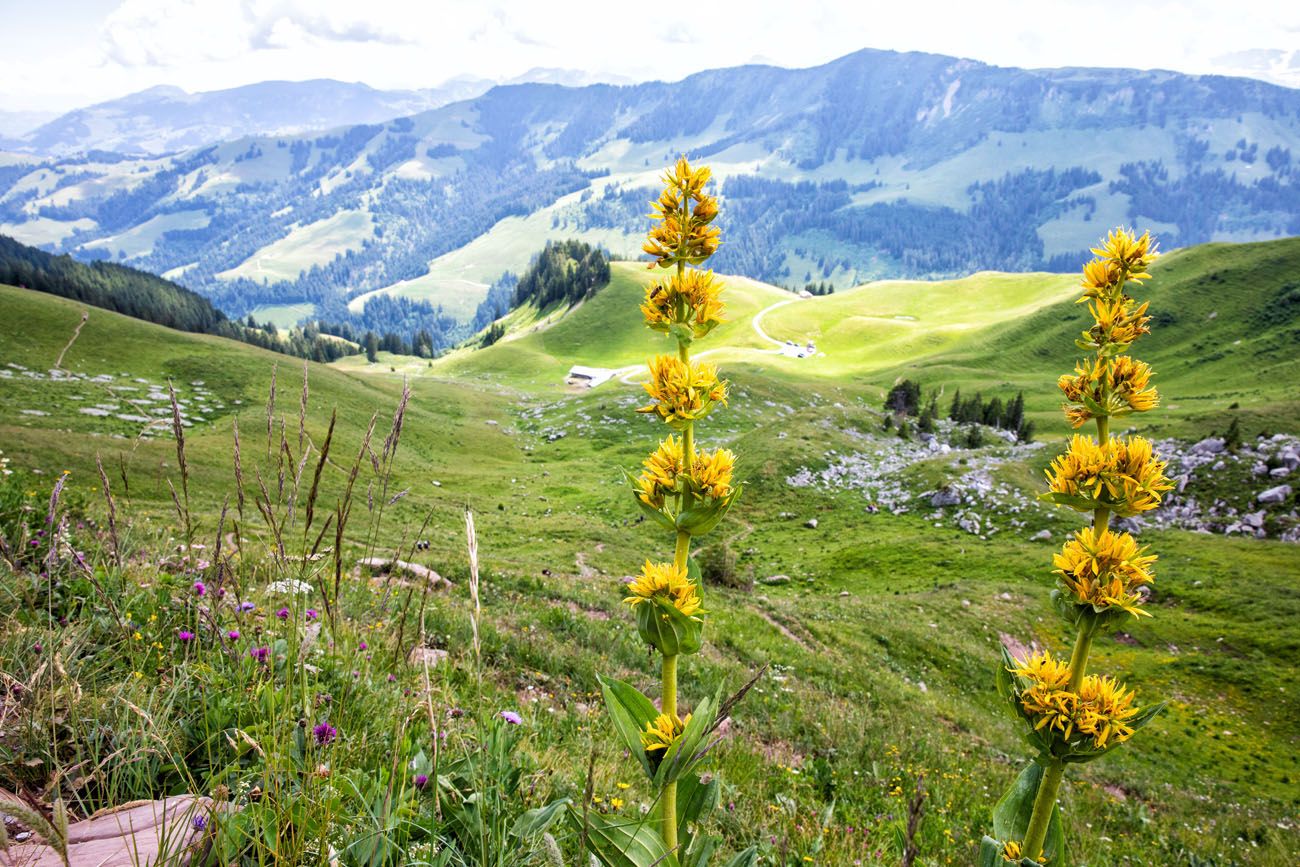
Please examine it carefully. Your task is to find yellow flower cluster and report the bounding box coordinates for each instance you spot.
[1011,651,1139,749]
[1001,841,1025,863]
[623,560,702,617]
[1057,355,1159,428]
[691,447,736,500]
[636,436,685,509]
[641,268,726,337]
[1080,228,1158,299]
[643,158,721,267]
[640,711,691,754]
[635,439,736,508]
[1053,527,1157,617]
[638,355,728,425]
[1084,296,1151,349]
[1045,434,1173,515]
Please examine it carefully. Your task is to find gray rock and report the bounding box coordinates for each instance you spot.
[1112,516,1145,535]
[1257,484,1292,505]
[1241,510,1266,529]
[930,486,962,507]
[761,574,792,585]
[959,515,981,535]
[1192,437,1226,455]
[1031,529,1053,541]
[1253,462,1269,476]
[1269,466,1292,479]
[804,518,818,529]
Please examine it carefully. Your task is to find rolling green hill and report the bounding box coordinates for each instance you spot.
[436,238,1300,437]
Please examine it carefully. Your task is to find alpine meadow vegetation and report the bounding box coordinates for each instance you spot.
[980,230,1174,865]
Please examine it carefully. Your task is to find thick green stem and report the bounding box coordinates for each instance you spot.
[661,652,679,854]
[674,530,691,571]
[1021,758,1065,861]
[1067,617,1097,692]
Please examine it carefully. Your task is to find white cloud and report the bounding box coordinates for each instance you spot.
[1,0,1297,112]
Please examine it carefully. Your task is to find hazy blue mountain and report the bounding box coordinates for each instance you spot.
[7,79,495,156]
[2,48,1297,325]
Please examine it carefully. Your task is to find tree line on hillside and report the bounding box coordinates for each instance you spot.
[884,379,1033,443]
[0,233,357,363]
[512,239,610,309]
[471,241,610,346]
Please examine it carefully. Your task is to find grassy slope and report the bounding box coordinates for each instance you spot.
[868,238,1300,436]
[426,262,789,388]
[1,237,1298,864]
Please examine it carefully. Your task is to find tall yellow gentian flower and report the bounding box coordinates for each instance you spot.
[983,229,1168,865]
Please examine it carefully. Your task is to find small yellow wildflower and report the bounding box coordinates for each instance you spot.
[1053,527,1157,617]
[1001,840,1024,862]
[610,797,625,810]
[623,561,702,617]
[638,355,728,425]
[640,711,690,753]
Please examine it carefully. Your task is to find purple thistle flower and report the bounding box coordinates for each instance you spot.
[178,630,195,642]
[275,607,290,620]
[226,630,240,641]
[193,580,206,596]
[387,674,396,682]
[306,608,318,621]
[238,601,256,612]
[192,814,207,831]
[414,773,429,790]
[358,640,368,651]
[312,722,337,746]
[249,646,269,662]
[499,710,522,725]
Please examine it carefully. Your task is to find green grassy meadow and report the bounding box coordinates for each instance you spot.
[0,237,1297,865]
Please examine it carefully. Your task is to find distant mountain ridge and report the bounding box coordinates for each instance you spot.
[1,78,495,156]
[1,47,1298,325]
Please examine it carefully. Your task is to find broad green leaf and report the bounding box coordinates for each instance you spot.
[636,595,704,656]
[571,809,679,867]
[511,797,571,837]
[681,832,717,867]
[624,469,678,531]
[1037,491,1098,512]
[654,693,716,787]
[598,675,659,779]
[978,836,1004,867]
[676,772,720,838]
[995,645,1018,703]
[992,761,1065,865]
[676,487,741,536]
[718,846,758,867]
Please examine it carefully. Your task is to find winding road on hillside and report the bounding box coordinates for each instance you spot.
[610,295,809,385]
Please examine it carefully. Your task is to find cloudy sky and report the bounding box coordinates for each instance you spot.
[3,0,1299,113]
